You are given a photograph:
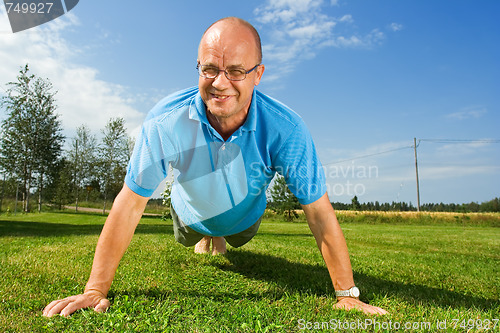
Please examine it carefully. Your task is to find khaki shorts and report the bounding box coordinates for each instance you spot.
[171,205,262,248]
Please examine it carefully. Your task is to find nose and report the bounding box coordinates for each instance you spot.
[212,70,232,90]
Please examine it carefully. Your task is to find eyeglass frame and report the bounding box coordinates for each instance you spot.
[196,63,261,81]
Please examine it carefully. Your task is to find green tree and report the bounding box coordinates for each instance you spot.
[351,195,361,211]
[161,165,174,220]
[46,158,74,210]
[268,175,300,221]
[67,125,98,211]
[0,64,64,212]
[98,117,130,213]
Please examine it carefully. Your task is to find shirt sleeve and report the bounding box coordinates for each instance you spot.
[125,118,175,197]
[273,120,327,205]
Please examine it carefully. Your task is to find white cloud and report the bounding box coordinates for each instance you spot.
[420,165,500,180]
[0,7,145,141]
[254,0,386,82]
[320,140,413,166]
[446,106,487,120]
[339,14,353,23]
[389,22,403,31]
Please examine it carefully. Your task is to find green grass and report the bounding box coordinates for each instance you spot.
[0,212,499,332]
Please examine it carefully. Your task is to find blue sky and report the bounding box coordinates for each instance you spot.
[1,0,499,205]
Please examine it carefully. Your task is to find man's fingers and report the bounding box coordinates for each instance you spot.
[373,305,388,315]
[42,293,109,317]
[59,296,94,317]
[43,299,61,317]
[43,298,74,317]
[333,297,388,316]
[362,304,388,315]
[94,298,111,313]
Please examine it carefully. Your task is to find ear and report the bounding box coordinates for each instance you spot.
[253,64,265,86]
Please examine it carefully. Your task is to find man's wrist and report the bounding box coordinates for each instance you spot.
[335,286,360,298]
[84,288,107,298]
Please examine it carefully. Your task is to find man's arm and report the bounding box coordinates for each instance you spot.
[302,193,387,315]
[43,184,149,317]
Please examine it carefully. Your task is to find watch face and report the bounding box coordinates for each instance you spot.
[350,287,360,298]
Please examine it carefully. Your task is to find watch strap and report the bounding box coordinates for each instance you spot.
[335,286,359,298]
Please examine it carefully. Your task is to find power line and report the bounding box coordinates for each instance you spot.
[323,145,413,165]
[420,139,500,144]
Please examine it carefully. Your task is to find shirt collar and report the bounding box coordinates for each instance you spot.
[189,88,257,133]
[241,89,257,132]
[189,90,210,125]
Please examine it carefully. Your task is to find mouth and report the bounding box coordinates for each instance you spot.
[210,93,232,102]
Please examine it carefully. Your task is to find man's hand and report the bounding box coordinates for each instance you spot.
[43,290,110,317]
[42,184,148,318]
[333,297,388,315]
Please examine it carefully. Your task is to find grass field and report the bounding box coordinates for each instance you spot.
[0,211,499,332]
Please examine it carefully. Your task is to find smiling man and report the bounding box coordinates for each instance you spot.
[43,17,387,317]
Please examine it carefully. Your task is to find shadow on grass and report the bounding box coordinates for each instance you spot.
[216,250,499,311]
[0,220,173,237]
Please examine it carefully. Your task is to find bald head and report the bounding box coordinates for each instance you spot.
[199,17,262,64]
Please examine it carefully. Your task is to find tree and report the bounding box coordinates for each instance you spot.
[161,165,174,220]
[98,117,130,213]
[46,158,74,210]
[351,195,361,211]
[0,64,64,212]
[67,125,98,211]
[268,174,300,221]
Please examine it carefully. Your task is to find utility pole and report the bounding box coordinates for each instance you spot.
[414,137,421,212]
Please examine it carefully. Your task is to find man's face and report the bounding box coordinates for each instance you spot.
[198,23,264,122]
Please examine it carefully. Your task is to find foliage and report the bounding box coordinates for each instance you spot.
[161,170,173,220]
[351,195,361,210]
[332,197,500,213]
[98,117,130,213]
[66,125,98,210]
[267,174,300,221]
[0,212,499,332]
[46,158,75,210]
[0,64,64,212]
[421,197,500,213]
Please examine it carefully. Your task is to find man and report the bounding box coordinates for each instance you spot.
[43,17,387,317]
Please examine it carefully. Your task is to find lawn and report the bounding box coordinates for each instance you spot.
[0,211,499,332]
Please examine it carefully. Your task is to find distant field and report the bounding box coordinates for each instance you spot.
[335,210,500,227]
[0,211,499,332]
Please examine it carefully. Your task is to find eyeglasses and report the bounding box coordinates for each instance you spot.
[196,63,260,81]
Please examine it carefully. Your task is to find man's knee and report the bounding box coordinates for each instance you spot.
[224,235,253,248]
[171,204,204,247]
[225,216,262,248]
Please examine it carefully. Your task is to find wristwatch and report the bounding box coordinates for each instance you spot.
[335,286,360,298]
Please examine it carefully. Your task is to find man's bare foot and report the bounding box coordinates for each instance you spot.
[211,237,227,255]
[194,236,211,254]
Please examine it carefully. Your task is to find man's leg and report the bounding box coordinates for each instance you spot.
[194,236,211,254]
[171,205,226,254]
[225,216,263,248]
[211,236,226,255]
[193,236,226,254]
[171,205,261,254]
[171,204,204,247]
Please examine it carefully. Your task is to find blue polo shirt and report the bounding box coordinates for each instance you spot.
[125,87,326,236]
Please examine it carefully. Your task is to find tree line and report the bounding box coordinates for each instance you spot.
[267,181,500,222]
[331,196,500,213]
[0,65,132,213]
